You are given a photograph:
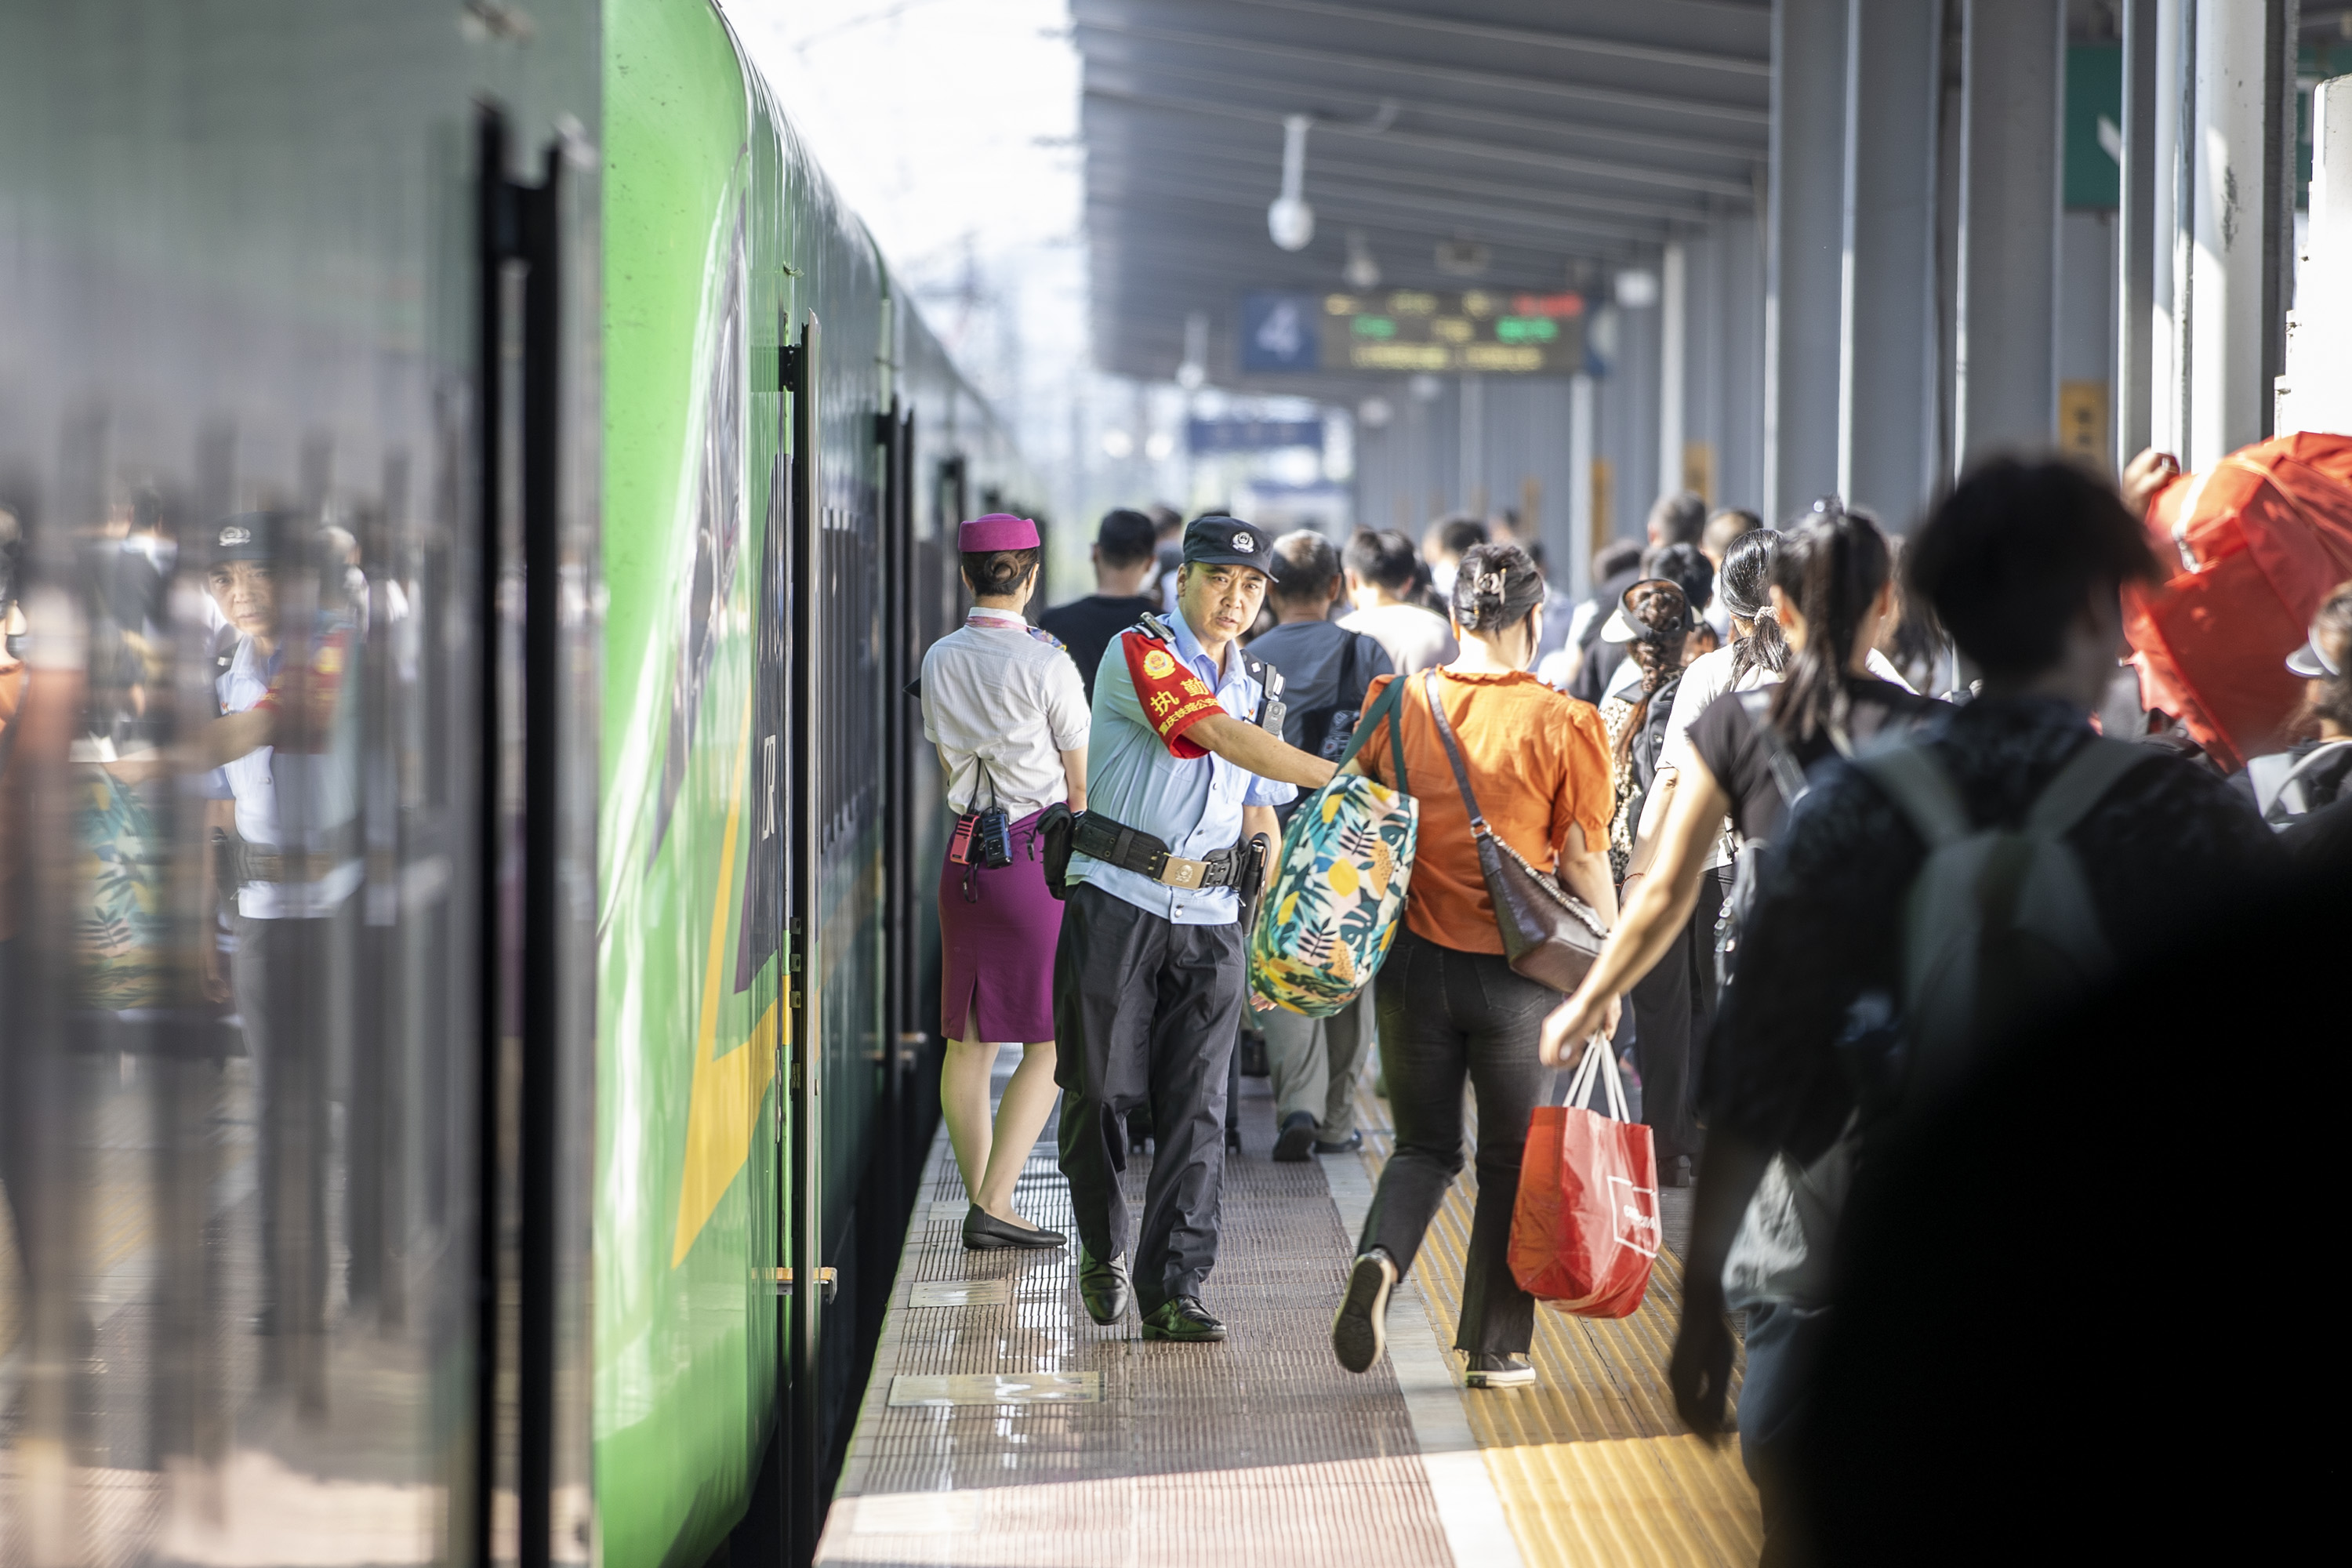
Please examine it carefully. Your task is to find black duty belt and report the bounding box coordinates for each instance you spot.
[1070,811,1244,890]
[218,833,359,887]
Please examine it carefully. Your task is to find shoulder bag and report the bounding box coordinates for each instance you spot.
[1422,671,1608,991]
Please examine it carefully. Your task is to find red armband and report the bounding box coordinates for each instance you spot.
[1123,632,1224,758]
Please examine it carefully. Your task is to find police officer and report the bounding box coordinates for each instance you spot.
[1051,517,1337,1341]
[199,514,360,1357]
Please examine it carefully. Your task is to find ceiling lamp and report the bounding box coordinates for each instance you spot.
[1435,237,1490,277]
[1615,268,1661,308]
[1343,230,1381,290]
[1267,115,1315,252]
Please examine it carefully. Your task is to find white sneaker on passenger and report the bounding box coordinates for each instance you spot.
[1463,1352,1537,1388]
[1331,1249,1396,1374]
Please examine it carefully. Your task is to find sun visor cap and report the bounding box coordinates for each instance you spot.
[1599,577,1693,644]
[2286,620,2342,679]
[1181,515,1276,577]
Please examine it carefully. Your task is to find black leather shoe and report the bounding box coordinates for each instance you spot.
[1657,1154,1693,1189]
[1077,1247,1131,1326]
[1141,1295,1227,1341]
[1314,1131,1364,1155]
[962,1207,1066,1251]
[1272,1110,1317,1162]
[1331,1249,1395,1374]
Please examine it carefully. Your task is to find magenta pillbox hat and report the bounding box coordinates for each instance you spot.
[957,513,1040,551]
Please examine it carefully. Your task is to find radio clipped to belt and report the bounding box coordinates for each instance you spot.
[949,758,1015,900]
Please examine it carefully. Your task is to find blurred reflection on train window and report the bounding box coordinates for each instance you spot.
[0,446,477,1568]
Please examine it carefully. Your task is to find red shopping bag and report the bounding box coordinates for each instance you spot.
[1508,1041,1659,1318]
[2125,433,2352,771]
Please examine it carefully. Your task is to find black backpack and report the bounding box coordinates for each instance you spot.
[1617,672,1682,846]
[1290,632,1381,761]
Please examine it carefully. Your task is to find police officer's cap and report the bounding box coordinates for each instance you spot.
[209,512,284,567]
[1181,515,1276,578]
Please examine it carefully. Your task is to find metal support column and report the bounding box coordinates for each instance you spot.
[1768,0,1849,519]
[2184,0,2274,467]
[1838,0,1944,524]
[1568,372,1595,592]
[1955,0,2064,470]
[1458,372,1483,514]
[2118,0,2161,467]
[2281,77,2352,435]
[1658,241,1687,502]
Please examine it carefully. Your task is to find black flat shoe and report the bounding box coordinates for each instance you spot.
[1314,1131,1363,1156]
[962,1207,1066,1251]
[1141,1295,1227,1341]
[1331,1249,1395,1374]
[1078,1247,1131,1325]
[1272,1110,1317,1162]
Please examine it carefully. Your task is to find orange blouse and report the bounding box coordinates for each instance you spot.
[1356,667,1612,954]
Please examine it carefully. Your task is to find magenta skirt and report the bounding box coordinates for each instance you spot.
[938,808,1064,1044]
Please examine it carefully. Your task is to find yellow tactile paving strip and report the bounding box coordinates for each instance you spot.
[1352,1080,1763,1567]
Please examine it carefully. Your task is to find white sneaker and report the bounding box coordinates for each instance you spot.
[1463,1352,1537,1388]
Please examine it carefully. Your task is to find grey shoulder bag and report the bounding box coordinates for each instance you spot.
[1421,671,1608,992]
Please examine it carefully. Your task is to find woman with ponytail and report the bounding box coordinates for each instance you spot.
[1592,528,1788,1185]
[1535,504,1941,1160]
[1327,543,1617,1392]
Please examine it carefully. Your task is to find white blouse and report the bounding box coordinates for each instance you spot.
[920,609,1090,818]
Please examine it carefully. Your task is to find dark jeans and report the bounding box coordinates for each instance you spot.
[231,906,347,1378]
[1627,866,1728,1162]
[0,935,42,1308]
[1739,1297,1831,1565]
[1053,882,1245,1313]
[1359,927,1558,1356]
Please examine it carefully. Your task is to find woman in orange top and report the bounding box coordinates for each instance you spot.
[1328,542,1618,1389]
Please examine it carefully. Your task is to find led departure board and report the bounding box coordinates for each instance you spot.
[1240,289,1587,376]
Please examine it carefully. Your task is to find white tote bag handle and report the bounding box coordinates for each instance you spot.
[1562,1036,1628,1123]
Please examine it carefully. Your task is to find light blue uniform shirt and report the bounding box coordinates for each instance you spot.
[206,633,361,919]
[1067,606,1295,925]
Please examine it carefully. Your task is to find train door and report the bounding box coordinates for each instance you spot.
[0,11,598,1568]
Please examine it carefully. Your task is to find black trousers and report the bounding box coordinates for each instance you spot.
[1359,927,1559,1356]
[1626,866,1728,1163]
[230,906,350,1386]
[1053,881,1245,1313]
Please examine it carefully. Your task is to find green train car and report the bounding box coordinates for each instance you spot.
[0,3,1025,1565]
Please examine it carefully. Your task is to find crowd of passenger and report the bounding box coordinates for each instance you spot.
[917,436,2347,1553]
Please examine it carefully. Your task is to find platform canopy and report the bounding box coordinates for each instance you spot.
[1074,0,1770,393]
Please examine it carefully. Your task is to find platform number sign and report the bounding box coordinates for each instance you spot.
[1241,292,1321,372]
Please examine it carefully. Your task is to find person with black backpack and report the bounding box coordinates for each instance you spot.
[1555,464,2284,1559]
[1246,530,1392,1160]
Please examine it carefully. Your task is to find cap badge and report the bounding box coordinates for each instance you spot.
[1141,648,1177,680]
[1232,530,1255,552]
[219,524,252,547]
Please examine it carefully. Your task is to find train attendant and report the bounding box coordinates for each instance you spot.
[1051,517,1336,1341]
[920,514,1088,1250]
